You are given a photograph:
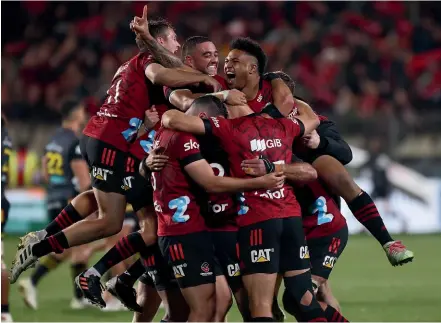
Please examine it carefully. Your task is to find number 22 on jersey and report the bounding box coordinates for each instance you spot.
[310,196,334,225]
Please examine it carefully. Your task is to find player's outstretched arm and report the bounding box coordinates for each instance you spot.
[162,110,206,135]
[145,63,221,90]
[241,157,317,183]
[184,159,285,193]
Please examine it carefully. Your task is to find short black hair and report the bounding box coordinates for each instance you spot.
[61,100,81,120]
[267,71,295,94]
[187,96,228,118]
[148,18,174,39]
[230,37,267,75]
[182,36,210,59]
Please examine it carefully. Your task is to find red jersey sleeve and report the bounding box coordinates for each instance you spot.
[282,118,305,141]
[203,116,232,139]
[174,132,204,167]
[140,54,156,71]
[213,75,229,90]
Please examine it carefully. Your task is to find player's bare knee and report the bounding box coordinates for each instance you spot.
[140,228,157,246]
[97,215,123,237]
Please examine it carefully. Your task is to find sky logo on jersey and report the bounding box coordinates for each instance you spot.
[140,130,156,154]
[250,138,282,152]
[251,248,274,263]
[211,117,220,128]
[311,196,334,226]
[184,139,199,152]
[237,193,249,215]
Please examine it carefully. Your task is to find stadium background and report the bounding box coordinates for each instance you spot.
[1,1,441,321]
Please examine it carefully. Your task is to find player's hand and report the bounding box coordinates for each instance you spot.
[146,147,168,172]
[202,75,223,92]
[241,157,266,177]
[226,89,247,105]
[260,172,286,190]
[130,5,153,40]
[303,130,320,149]
[144,107,159,130]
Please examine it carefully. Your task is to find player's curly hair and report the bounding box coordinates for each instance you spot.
[230,37,267,75]
[188,96,228,119]
[266,71,295,94]
[148,18,174,38]
[182,36,210,59]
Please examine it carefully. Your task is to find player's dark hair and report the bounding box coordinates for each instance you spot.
[149,18,174,39]
[182,36,210,59]
[267,71,295,94]
[187,96,228,118]
[230,37,267,75]
[61,100,81,120]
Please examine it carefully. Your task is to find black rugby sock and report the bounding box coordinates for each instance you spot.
[45,204,83,236]
[119,259,146,286]
[348,191,393,246]
[92,231,147,276]
[32,232,70,257]
[324,305,349,322]
[71,263,87,299]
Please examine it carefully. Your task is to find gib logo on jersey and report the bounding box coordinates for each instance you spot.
[227,263,241,277]
[322,256,337,269]
[172,264,187,278]
[251,248,274,263]
[121,176,134,191]
[200,262,213,277]
[184,139,199,152]
[91,167,113,181]
[250,139,281,152]
[300,246,310,259]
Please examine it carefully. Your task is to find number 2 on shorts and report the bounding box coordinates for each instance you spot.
[169,196,190,223]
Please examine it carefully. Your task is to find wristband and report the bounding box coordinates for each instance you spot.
[259,155,275,173]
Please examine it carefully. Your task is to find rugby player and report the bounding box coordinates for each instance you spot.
[17,101,93,310]
[152,97,286,322]
[1,115,13,322]
[9,9,222,285]
[273,71,414,267]
[161,95,332,322]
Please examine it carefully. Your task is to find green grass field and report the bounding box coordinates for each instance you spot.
[3,234,441,322]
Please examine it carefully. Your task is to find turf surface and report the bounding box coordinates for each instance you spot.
[3,234,441,322]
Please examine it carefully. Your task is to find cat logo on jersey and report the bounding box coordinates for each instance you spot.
[172,264,187,278]
[251,248,274,263]
[300,246,310,259]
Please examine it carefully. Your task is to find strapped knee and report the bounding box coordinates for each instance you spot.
[282,272,324,321]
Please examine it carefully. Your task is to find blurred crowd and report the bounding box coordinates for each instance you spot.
[2,1,441,126]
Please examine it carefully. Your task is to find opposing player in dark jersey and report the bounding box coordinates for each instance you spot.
[161,97,332,322]
[1,115,13,322]
[17,101,92,310]
[9,9,222,284]
[274,71,414,267]
[153,100,285,322]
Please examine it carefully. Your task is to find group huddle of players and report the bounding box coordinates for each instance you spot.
[5,5,414,322]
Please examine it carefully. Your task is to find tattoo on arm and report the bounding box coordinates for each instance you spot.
[143,38,183,68]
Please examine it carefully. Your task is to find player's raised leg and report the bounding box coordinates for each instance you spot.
[312,155,414,266]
